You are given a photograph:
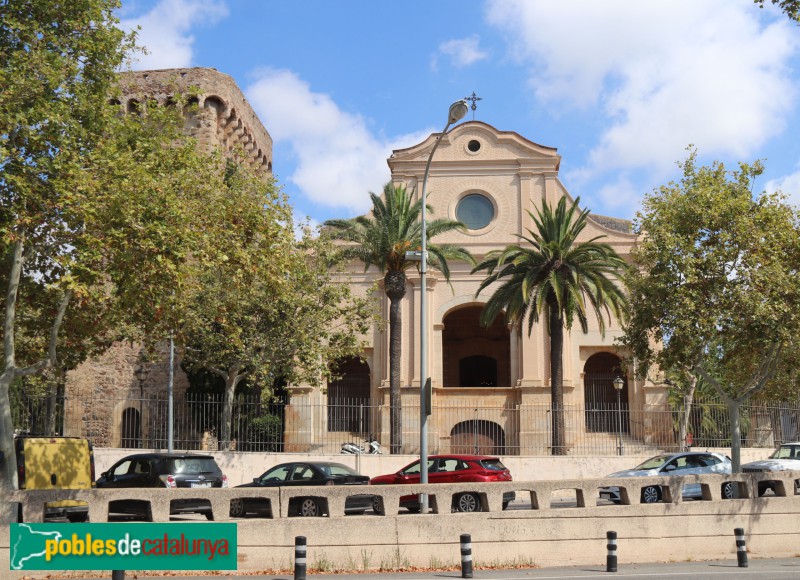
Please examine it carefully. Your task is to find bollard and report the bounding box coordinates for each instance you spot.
[606,531,618,573]
[295,536,307,580]
[111,571,125,580]
[460,533,473,578]
[734,528,748,568]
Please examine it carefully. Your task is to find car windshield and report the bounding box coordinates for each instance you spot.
[632,455,672,470]
[167,457,218,474]
[479,459,507,470]
[319,464,359,477]
[771,445,800,459]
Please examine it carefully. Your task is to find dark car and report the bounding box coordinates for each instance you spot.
[230,461,372,517]
[96,453,227,520]
[369,454,515,513]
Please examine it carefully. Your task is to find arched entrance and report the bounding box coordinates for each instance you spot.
[442,305,510,387]
[327,357,371,433]
[450,420,506,455]
[120,407,141,448]
[583,353,629,433]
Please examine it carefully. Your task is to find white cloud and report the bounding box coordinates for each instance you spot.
[765,166,800,206]
[433,35,489,71]
[120,0,228,70]
[246,68,432,216]
[485,0,799,176]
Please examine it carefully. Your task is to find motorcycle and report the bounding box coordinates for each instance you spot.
[340,436,382,454]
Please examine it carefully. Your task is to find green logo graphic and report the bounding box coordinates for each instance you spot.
[10,523,237,571]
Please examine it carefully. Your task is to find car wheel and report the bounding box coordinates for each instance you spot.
[641,485,661,504]
[722,482,736,499]
[299,497,320,517]
[372,496,384,515]
[455,493,481,513]
[406,506,420,514]
[230,498,245,517]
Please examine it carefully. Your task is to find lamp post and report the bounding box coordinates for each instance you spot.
[613,376,624,456]
[417,99,468,513]
[134,362,149,448]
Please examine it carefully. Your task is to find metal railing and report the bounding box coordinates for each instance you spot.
[11,391,800,456]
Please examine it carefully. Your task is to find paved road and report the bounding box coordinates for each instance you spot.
[59,558,800,580]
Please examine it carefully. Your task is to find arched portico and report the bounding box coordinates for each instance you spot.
[442,305,510,388]
[583,352,628,433]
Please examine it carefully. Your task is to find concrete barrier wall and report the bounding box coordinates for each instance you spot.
[94,447,773,486]
[3,470,798,577]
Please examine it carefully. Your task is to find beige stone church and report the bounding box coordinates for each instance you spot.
[65,69,670,455]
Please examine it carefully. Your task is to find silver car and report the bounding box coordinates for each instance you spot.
[742,442,800,496]
[600,451,733,503]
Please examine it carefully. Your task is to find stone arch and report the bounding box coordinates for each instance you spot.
[327,357,371,434]
[442,304,510,387]
[203,95,227,116]
[120,406,141,448]
[450,420,506,455]
[583,352,628,434]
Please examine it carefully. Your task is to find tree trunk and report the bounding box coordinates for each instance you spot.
[549,305,566,455]
[728,399,743,473]
[679,375,697,451]
[385,270,407,454]
[220,367,242,451]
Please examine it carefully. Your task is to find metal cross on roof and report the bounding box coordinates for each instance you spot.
[464,91,482,119]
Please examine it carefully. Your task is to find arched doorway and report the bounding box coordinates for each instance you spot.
[327,357,371,434]
[120,407,141,448]
[450,420,505,455]
[442,305,510,387]
[583,353,628,433]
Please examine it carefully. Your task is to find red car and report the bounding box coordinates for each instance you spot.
[369,454,515,512]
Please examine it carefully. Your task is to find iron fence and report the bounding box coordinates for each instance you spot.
[11,391,800,456]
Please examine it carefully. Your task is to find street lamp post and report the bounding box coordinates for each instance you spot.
[134,362,149,449]
[613,376,624,456]
[418,99,468,513]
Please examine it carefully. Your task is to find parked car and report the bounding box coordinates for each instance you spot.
[742,442,800,495]
[600,451,733,504]
[96,453,227,520]
[16,436,95,522]
[230,461,373,517]
[369,454,515,513]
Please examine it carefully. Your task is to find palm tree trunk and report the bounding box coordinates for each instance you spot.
[385,270,406,455]
[549,305,566,455]
[388,294,402,454]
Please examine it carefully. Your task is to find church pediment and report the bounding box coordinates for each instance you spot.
[388,121,560,176]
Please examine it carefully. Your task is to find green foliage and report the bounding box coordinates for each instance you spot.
[473,196,629,336]
[620,150,800,398]
[249,413,282,451]
[754,0,800,22]
[323,182,475,277]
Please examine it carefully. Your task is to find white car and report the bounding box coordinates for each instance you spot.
[742,442,800,496]
[600,451,733,504]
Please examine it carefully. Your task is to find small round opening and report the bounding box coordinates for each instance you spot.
[467,139,481,153]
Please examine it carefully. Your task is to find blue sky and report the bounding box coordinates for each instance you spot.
[118,0,800,228]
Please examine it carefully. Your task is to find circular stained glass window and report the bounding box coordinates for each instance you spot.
[456,194,494,230]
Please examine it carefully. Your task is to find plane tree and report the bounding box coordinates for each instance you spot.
[619,151,800,471]
[0,0,251,497]
[179,167,373,449]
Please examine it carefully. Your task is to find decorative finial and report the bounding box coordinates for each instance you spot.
[464,91,482,120]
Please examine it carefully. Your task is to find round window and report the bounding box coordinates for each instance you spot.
[456,194,494,230]
[467,139,481,153]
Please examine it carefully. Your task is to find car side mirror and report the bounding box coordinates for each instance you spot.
[664,464,676,472]
[253,477,259,483]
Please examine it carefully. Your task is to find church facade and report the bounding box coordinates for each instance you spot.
[286,120,669,455]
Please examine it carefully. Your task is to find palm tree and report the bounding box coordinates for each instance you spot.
[473,196,628,455]
[324,182,474,453]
